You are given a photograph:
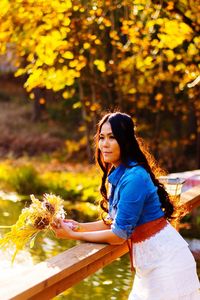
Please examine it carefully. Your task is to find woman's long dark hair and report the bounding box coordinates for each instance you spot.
[95,112,174,222]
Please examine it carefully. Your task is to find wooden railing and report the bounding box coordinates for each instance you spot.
[1,186,200,300]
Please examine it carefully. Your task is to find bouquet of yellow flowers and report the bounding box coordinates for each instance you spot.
[0,193,65,262]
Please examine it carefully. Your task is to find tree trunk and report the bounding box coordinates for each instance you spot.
[78,79,93,163]
[193,98,200,168]
[32,88,46,121]
[196,127,200,169]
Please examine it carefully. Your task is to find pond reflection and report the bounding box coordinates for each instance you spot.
[0,197,199,300]
[54,254,133,300]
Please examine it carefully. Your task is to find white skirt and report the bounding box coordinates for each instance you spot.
[128,223,200,300]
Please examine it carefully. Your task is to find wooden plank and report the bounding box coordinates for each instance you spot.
[0,242,128,300]
[29,242,128,300]
[179,185,200,215]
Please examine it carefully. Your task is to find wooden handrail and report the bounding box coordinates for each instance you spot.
[1,185,200,300]
[0,243,129,300]
[179,185,200,212]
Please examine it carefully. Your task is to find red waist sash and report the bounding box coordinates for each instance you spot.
[127,217,168,271]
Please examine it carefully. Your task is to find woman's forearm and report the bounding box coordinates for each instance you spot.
[53,220,124,245]
[72,229,124,245]
[78,220,110,232]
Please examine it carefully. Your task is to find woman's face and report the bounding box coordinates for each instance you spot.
[98,122,121,167]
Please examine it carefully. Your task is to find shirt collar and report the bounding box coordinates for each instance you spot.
[108,160,138,186]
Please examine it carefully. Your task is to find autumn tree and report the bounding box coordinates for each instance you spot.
[0,0,199,168]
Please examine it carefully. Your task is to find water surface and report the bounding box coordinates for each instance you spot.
[0,197,199,299]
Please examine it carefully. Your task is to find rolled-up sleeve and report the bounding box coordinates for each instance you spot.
[111,169,148,239]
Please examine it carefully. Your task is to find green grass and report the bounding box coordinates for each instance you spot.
[0,160,100,203]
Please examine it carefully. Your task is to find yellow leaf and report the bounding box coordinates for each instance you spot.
[103,19,112,27]
[52,0,72,12]
[24,68,44,91]
[62,51,74,59]
[137,5,144,10]
[187,44,198,56]
[166,1,174,10]
[94,39,101,45]
[0,0,10,17]
[128,88,136,94]
[155,93,163,101]
[164,50,175,62]
[96,8,103,16]
[109,31,119,40]
[83,43,90,49]
[144,56,152,66]
[29,93,35,100]
[94,60,106,72]
[73,102,82,109]
[73,5,79,11]
[69,59,79,68]
[63,17,71,27]
[175,63,185,71]
[62,89,75,99]
[99,24,105,30]
[15,68,26,77]
[179,22,192,35]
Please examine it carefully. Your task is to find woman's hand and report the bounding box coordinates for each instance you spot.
[52,219,75,239]
[63,219,81,231]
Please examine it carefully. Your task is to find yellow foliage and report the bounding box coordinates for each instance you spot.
[0,0,199,104]
[14,68,26,77]
[135,56,142,69]
[118,57,134,71]
[62,89,75,99]
[194,36,200,48]
[96,8,103,16]
[94,39,101,45]
[158,20,192,49]
[164,50,175,62]
[129,27,139,44]
[94,59,106,72]
[75,57,87,71]
[158,34,181,49]
[144,56,153,66]
[73,101,82,109]
[83,42,90,49]
[103,18,112,27]
[29,92,35,100]
[128,88,137,94]
[90,103,101,112]
[69,59,79,68]
[155,93,163,101]
[73,5,79,11]
[175,63,186,71]
[62,51,74,59]
[109,30,119,41]
[51,0,72,12]
[63,17,71,26]
[0,30,11,43]
[24,68,44,91]
[0,0,10,17]
[187,44,199,56]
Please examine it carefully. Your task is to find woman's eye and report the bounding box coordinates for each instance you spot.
[109,136,115,139]
[99,136,104,140]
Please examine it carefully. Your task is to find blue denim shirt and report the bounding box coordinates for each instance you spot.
[108,161,164,239]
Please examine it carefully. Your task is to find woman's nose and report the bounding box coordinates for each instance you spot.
[102,138,109,147]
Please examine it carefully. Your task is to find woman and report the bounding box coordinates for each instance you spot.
[53,112,200,299]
